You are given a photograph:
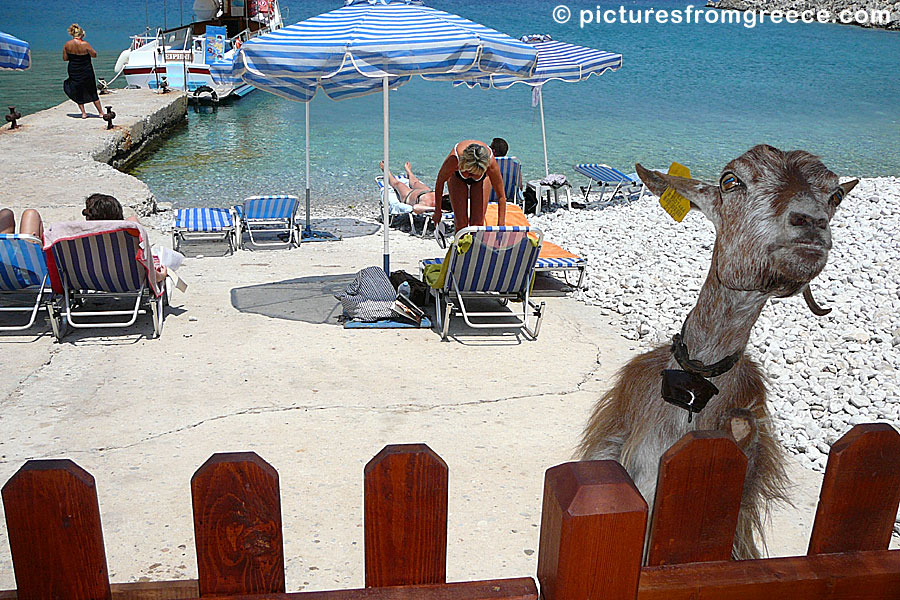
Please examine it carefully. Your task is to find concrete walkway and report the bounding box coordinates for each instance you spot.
[0,88,186,223]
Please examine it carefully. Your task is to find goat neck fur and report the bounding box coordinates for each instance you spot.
[579,145,858,559]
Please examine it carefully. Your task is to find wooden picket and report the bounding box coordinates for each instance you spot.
[645,430,747,566]
[191,452,285,596]
[0,424,898,600]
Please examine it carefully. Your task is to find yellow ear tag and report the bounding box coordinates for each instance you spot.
[659,162,691,222]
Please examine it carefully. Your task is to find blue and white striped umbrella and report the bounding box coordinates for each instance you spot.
[0,31,30,71]
[235,0,538,270]
[456,35,623,177]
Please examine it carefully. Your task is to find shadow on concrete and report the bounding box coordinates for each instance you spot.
[231,273,355,325]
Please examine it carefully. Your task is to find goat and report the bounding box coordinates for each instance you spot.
[579,145,858,559]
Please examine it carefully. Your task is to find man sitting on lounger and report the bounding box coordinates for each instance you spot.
[380,160,450,215]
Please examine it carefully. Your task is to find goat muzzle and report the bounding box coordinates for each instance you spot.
[802,284,831,316]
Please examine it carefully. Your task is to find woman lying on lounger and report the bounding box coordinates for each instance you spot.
[380,160,452,216]
[0,208,43,238]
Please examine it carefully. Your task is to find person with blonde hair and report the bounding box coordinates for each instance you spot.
[63,23,106,120]
[433,139,507,229]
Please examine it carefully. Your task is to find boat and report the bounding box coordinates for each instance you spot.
[117,0,283,102]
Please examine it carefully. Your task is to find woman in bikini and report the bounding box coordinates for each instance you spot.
[433,140,506,230]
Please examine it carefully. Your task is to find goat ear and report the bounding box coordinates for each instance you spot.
[840,178,859,197]
[635,164,719,217]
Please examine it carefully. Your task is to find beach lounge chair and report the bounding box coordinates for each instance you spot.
[44,221,166,341]
[573,163,645,201]
[376,176,453,237]
[172,207,238,252]
[234,195,301,248]
[485,204,587,289]
[0,234,51,331]
[489,156,525,207]
[420,226,546,340]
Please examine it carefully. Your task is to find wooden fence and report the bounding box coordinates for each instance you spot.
[1,424,899,600]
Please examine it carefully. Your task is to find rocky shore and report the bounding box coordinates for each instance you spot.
[706,0,900,29]
[530,176,900,474]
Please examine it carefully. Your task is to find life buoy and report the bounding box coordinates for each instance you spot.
[234,39,242,50]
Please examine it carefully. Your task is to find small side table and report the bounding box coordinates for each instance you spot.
[528,180,572,216]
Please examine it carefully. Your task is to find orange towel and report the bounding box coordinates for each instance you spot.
[484,204,580,260]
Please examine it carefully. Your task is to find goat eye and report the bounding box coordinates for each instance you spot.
[719,173,742,192]
[830,188,844,206]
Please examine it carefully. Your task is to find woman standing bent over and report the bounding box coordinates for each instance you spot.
[433,140,507,230]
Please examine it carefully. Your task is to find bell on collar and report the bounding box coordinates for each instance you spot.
[661,369,720,423]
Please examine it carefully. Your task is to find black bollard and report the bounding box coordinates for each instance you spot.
[102,106,116,130]
[5,106,22,130]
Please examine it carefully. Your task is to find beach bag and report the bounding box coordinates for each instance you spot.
[335,266,397,322]
[389,270,429,307]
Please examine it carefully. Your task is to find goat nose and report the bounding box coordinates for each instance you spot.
[789,212,827,230]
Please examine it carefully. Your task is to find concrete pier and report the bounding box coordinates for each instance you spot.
[0,88,187,221]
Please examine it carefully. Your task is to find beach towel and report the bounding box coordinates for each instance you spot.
[485,204,580,261]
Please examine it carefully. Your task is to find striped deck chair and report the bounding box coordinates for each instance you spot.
[0,234,51,331]
[488,157,525,207]
[573,163,644,201]
[376,176,454,238]
[234,195,301,248]
[172,207,238,252]
[420,226,546,341]
[44,221,166,341]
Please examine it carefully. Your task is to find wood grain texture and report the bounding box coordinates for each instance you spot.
[808,423,900,555]
[152,578,536,600]
[2,578,535,600]
[638,549,900,600]
[364,444,448,587]
[1,459,112,600]
[192,453,285,596]
[647,431,748,566]
[537,460,648,600]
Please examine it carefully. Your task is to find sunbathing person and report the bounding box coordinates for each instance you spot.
[380,160,450,215]
[82,194,167,283]
[0,208,44,239]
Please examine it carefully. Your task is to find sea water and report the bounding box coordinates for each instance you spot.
[1,0,898,210]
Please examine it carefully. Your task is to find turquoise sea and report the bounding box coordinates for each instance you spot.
[1,0,898,209]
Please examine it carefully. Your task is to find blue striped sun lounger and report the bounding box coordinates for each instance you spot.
[0,234,50,331]
[44,222,166,341]
[573,163,646,201]
[488,157,525,207]
[234,195,301,248]
[172,207,237,252]
[420,226,546,341]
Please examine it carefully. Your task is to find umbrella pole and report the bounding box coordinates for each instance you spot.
[382,76,390,273]
[305,101,311,233]
[301,100,339,242]
[539,87,549,177]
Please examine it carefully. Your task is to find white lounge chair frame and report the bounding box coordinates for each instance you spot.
[172,207,239,252]
[236,195,301,248]
[424,226,546,341]
[44,223,166,341]
[0,234,52,332]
